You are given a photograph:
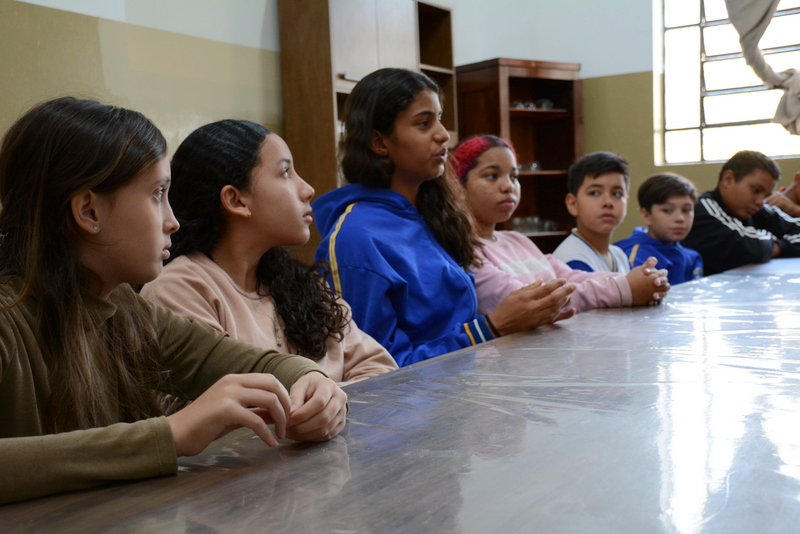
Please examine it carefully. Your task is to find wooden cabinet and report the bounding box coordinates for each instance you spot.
[279,0,457,262]
[456,58,583,253]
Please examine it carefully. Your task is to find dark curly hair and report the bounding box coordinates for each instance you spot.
[339,68,480,269]
[168,120,347,360]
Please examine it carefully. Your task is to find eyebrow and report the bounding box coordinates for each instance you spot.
[153,176,171,186]
[278,158,292,166]
[480,164,502,172]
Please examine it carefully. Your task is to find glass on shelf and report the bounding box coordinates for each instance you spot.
[520,162,540,172]
[509,216,562,234]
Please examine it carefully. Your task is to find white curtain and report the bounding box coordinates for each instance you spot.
[725,0,800,134]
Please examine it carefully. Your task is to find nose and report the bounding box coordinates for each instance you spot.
[499,176,514,192]
[164,200,180,234]
[297,173,315,202]
[435,121,450,144]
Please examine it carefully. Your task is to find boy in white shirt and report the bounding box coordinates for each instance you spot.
[553,152,632,273]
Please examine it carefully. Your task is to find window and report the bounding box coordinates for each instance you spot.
[661,0,800,164]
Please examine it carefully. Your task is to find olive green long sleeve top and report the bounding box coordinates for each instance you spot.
[0,277,327,504]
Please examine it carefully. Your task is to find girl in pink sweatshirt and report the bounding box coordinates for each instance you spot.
[452,135,669,316]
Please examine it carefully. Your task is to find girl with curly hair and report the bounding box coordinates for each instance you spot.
[140,120,396,392]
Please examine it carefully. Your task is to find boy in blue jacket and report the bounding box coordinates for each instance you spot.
[615,173,703,284]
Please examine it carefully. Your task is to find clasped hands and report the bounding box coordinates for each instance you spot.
[168,371,347,457]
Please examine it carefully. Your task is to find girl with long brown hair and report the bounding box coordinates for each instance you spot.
[313,68,576,367]
[0,97,347,504]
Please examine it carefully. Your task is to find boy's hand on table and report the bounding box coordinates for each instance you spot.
[627,257,670,306]
[489,278,577,335]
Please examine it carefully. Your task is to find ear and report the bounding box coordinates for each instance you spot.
[565,193,578,218]
[640,207,652,226]
[71,190,101,234]
[369,130,390,157]
[720,169,736,189]
[219,185,252,219]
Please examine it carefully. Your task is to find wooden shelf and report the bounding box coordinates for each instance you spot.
[517,231,569,238]
[457,57,582,254]
[420,64,454,75]
[518,170,568,177]
[509,108,570,120]
[280,0,458,262]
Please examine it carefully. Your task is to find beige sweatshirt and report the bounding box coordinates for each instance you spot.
[140,253,397,385]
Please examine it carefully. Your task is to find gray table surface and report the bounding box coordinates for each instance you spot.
[3,260,800,533]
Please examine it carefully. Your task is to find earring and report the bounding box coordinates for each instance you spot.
[246,210,252,219]
[92,225,100,232]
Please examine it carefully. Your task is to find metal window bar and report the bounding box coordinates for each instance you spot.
[662,2,800,163]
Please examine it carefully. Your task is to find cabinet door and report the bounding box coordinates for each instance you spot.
[330,0,379,87]
[377,0,417,70]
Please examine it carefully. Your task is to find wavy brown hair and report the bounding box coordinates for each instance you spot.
[339,68,480,269]
[168,120,347,360]
[0,97,166,433]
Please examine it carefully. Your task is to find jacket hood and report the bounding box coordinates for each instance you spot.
[313,184,415,236]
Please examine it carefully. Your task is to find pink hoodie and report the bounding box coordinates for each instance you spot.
[474,231,632,315]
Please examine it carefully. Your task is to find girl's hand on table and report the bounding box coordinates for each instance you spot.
[489,278,577,335]
[168,373,291,457]
[286,372,348,442]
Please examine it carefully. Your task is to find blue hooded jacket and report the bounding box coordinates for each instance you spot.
[615,227,703,284]
[313,184,496,367]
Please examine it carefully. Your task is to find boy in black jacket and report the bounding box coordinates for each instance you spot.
[682,150,800,275]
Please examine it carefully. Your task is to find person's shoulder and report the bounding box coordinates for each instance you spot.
[144,254,216,292]
[609,243,631,262]
[694,190,721,213]
[678,242,702,259]
[614,227,652,248]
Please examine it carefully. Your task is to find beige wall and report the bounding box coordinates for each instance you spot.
[584,71,800,240]
[0,0,283,155]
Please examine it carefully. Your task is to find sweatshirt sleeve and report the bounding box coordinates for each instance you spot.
[333,265,495,368]
[472,248,529,315]
[337,299,398,384]
[0,290,329,505]
[0,418,176,504]
[0,294,179,504]
[684,196,775,274]
[763,205,800,258]
[145,297,327,398]
[547,255,631,310]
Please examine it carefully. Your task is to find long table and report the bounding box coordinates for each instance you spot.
[3,259,800,532]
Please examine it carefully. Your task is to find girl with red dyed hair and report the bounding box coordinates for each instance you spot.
[452,135,669,316]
